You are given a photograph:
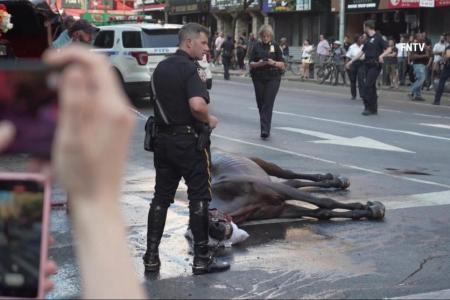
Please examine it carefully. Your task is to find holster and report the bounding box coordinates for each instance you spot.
[144,116,157,152]
[195,123,212,151]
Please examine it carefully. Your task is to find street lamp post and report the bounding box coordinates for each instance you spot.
[339,0,345,42]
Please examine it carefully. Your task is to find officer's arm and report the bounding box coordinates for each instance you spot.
[189,97,211,123]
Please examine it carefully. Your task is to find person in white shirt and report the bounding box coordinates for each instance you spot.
[214,32,224,65]
[431,34,449,88]
[300,39,314,80]
[396,34,408,86]
[345,34,365,99]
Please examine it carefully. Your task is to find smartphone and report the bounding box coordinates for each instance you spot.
[0,172,50,299]
[0,61,58,158]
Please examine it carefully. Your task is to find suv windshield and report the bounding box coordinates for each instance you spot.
[142,29,179,48]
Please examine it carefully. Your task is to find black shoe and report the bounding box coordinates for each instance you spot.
[260,132,270,140]
[413,96,426,102]
[432,101,440,105]
[143,253,161,273]
[362,110,377,116]
[192,254,230,275]
[351,96,356,100]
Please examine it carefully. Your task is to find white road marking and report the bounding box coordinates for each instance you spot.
[276,127,414,153]
[254,108,450,142]
[213,134,450,189]
[420,123,450,130]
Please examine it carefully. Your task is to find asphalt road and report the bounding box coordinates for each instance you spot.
[6,76,450,299]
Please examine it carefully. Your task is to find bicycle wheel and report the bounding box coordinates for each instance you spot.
[320,65,332,84]
[290,62,301,75]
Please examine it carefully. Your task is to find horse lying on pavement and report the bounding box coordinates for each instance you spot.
[209,149,385,225]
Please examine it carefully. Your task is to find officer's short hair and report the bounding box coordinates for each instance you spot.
[364,20,376,30]
[178,23,210,43]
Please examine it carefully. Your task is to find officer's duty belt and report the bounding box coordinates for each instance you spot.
[157,125,196,135]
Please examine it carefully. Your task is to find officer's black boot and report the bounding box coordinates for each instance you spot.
[143,201,168,273]
[189,200,230,275]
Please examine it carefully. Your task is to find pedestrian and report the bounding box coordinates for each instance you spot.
[346,20,392,116]
[249,24,285,140]
[431,34,449,90]
[300,39,314,81]
[66,19,98,45]
[46,16,75,48]
[396,34,408,86]
[247,33,256,60]
[433,44,450,105]
[221,35,234,80]
[346,34,365,100]
[332,40,346,85]
[343,35,351,52]
[408,33,431,102]
[214,32,224,65]
[317,34,331,70]
[236,34,247,70]
[280,37,290,61]
[210,32,218,57]
[384,39,399,89]
[143,23,229,275]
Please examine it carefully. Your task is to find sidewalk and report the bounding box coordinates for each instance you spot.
[210,64,446,102]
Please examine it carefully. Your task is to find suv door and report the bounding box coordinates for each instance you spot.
[121,30,151,83]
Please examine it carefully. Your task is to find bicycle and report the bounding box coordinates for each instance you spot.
[284,56,301,75]
[317,55,337,84]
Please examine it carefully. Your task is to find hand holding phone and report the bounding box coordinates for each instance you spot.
[0,173,51,299]
[0,61,58,158]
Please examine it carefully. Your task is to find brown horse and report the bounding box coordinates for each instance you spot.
[209,149,385,224]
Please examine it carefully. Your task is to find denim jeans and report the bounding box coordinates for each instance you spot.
[410,64,426,97]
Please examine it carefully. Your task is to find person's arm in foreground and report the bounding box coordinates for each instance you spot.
[43,46,146,299]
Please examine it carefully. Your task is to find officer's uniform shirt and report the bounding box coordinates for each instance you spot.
[362,32,388,62]
[152,49,209,126]
[249,41,284,80]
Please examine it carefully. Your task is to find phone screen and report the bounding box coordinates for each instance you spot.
[0,179,45,298]
[0,61,58,158]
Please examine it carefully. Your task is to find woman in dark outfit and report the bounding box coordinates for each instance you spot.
[249,25,285,140]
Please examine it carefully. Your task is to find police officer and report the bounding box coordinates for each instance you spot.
[143,23,230,275]
[433,44,450,105]
[346,20,391,116]
[249,24,285,139]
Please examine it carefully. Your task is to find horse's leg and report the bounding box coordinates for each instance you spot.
[266,181,385,220]
[280,203,377,220]
[249,157,334,182]
[281,178,350,190]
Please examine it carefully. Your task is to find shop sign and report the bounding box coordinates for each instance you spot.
[436,0,450,6]
[346,0,380,10]
[262,0,311,12]
[88,0,114,10]
[210,0,242,10]
[388,0,420,8]
[171,3,199,12]
[62,0,83,9]
[419,0,434,6]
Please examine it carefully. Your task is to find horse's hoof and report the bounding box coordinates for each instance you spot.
[367,201,385,220]
[337,176,351,189]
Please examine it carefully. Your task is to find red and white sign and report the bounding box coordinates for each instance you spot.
[436,0,450,6]
[389,0,450,7]
[388,0,420,8]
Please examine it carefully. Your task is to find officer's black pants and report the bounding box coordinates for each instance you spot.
[223,56,231,80]
[363,64,381,112]
[347,62,365,99]
[252,77,281,135]
[434,67,450,104]
[146,133,212,256]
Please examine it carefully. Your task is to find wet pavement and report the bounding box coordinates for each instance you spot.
[2,76,450,299]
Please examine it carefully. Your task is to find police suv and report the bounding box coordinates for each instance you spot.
[92,22,212,102]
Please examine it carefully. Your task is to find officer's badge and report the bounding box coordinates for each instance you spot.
[197,67,207,83]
